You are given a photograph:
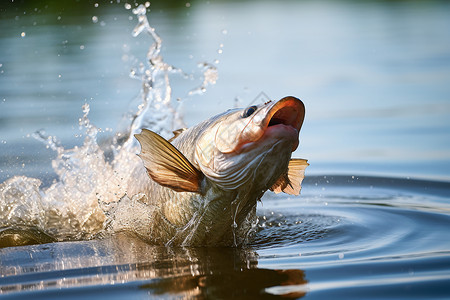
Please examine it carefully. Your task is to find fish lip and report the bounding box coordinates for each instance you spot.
[262,96,305,133]
[259,96,304,151]
[237,96,305,153]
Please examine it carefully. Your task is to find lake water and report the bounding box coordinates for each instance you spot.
[1,0,450,299]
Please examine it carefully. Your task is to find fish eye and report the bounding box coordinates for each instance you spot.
[242,105,257,118]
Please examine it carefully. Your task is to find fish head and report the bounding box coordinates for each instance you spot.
[195,96,305,191]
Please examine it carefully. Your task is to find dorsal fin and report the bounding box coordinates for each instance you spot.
[270,158,309,195]
[168,128,187,142]
[135,129,203,193]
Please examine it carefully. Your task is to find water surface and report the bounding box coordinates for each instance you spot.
[1,176,450,299]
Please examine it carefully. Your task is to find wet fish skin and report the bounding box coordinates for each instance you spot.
[132,96,308,246]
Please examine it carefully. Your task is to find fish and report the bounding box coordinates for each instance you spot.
[127,96,308,246]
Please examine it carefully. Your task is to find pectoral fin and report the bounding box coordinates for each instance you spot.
[135,129,203,193]
[270,158,309,195]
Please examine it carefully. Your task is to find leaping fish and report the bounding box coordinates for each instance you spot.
[131,96,308,246]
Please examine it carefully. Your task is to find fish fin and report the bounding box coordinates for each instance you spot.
[135,129,203,193]
[269,172,290,194]
[270,159,309,195]
[168,128,187,142]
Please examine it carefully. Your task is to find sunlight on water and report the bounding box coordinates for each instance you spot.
[0,4,217,244]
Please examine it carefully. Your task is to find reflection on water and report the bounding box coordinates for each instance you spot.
[1,177,450,298]
[141,264,306,299]
[0,233,306,299]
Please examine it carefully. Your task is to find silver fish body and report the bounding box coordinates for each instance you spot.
[128,96,308,246]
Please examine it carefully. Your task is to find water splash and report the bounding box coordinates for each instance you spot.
[0,3,218,244]
[123,4,189,147]
[188,62,218,96]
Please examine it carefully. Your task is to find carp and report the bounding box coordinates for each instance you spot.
[129,96,308,246]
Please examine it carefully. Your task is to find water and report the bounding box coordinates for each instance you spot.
[1,177,449,298]
[1,0,450,299]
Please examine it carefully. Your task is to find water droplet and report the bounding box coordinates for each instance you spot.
[124,3,132,10]
[94,3,99,7]
[58,74,62,78]
[100,21,106,27]
[92,16,98,23]
[186,2,191,7]
[20,32,26,37]
[222,29,228,35]
[80,45,85,50]
[145,2,150,8]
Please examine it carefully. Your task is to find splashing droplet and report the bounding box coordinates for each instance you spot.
[1,1,222,246]
[188,63,218,96]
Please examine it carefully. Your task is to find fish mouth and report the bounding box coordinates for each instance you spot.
[261,96,305,151]
[264,96,305,132]
[236,96,305,153]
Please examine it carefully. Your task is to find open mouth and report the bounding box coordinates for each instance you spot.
[227,96,305,154]
[265,96,305,132]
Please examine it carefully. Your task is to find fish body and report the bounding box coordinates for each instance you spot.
[129,96,308,246]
